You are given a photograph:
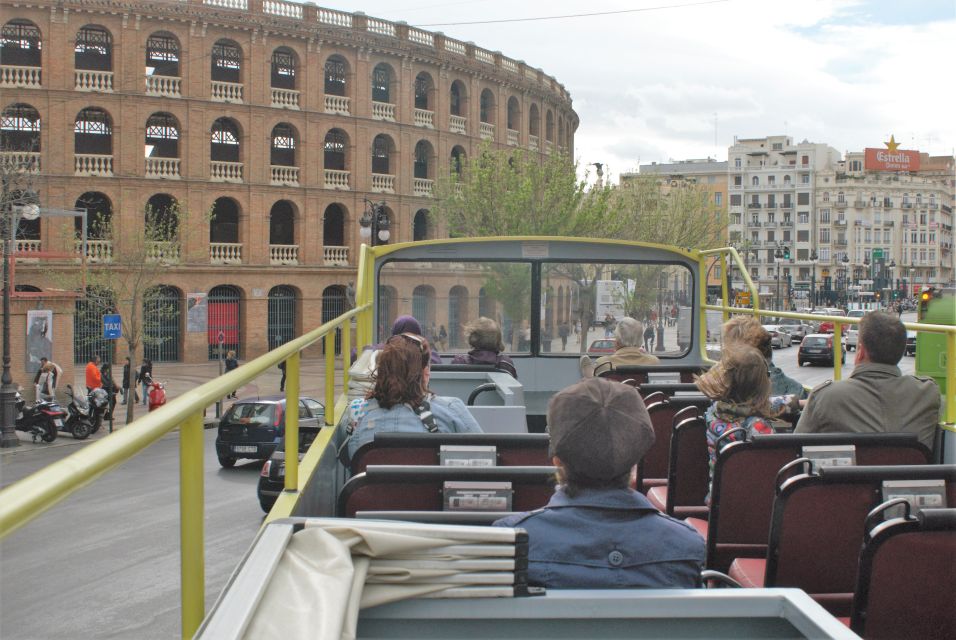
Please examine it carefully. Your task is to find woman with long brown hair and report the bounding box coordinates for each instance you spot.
[345,332,481,460]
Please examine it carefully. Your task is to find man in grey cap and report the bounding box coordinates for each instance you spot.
[494,378,705,588]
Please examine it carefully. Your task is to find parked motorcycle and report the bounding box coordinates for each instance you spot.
[146,377,167,412]
[62,384,96,440]
[15,392,63,443]
[88,387,110,434]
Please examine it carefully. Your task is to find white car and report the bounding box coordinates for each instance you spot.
[845,309,864,350]
[762,325,792,349]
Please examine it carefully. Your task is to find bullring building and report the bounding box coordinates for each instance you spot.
[0,0,578,369]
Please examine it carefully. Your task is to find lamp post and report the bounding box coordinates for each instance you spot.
[840,254,850,307]
[655,270,665,352]
[808,249,818,311]
[774,244,785,312]
[359,199,391,246]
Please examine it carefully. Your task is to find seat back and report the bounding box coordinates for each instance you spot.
[767,465,956,609]
[637,395,711,492]
[337,465,557,517]
[599,364,709,384]
[707,433,930,571]
[851,507,956,640]
[666,415,710,515]
[350,432,551,475]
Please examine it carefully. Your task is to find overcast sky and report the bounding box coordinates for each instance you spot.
[323,0,955,182]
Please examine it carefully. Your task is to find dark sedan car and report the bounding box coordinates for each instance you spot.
[257,449,299,512]
[215,395,324,468]
[798,334,846,367]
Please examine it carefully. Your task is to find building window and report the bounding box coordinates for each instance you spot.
[820,209,830,223]
[2,19,42,67]
[271,47,296,89]
[797,230,809,242]
[819,228,830,243]
[797,192,810,205]
[75,25,112,71]
[414,72,432,110]
[324,56,347,96]
[752,176,759,186]
[734,158,741,168]
[324,129,347,170]
[211,39,242,83]
[372,63,391,103]
[798,212,809,224]
[730,194,741,206]
[145,32,180,76]
[734,175,742,186]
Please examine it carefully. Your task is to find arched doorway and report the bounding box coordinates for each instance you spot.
[208,285,241,360]
[448,286,469,349]
[268,286,297,350]
[322,285,347,354]
[74,286,115,364]
[412,285,436,336]
[377,285,397,341]
[144,285,182,362]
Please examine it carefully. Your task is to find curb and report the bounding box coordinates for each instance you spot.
[1,418,219,456]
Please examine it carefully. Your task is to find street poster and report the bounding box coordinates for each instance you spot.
[26,309,53,373]
[186,293,208,333]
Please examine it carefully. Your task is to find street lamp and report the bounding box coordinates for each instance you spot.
[359,199,391,246]
[808,249,818,311]
[774,244,785,312]
[840,254,850,306]
[655,270,665,352]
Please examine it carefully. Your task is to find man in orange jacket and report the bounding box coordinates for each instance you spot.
[85,355,102,392]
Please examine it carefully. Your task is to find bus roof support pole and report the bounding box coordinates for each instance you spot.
[341,321,351,394]
[324,332,335,427]
[284,351,300,493]
[946,332,956,438]
[832,322,843,381]
[179,412,205,639]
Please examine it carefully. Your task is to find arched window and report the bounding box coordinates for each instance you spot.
[269,200,295,246]
[210,197,240,244]
[413,209,430,241]
[324,55,348,96]
[450,146,466,178]
[545,110,554,142]
[450,80,466,117]
[372,63,392,103]
[324,128,347,170]
[145,194,179,241]
[783,174,791,184]
[74,191,112,239]
[210,117,240,161]
[412,285,436,329]
[377,286,397,340]
[145,31,179,77]
[207,285,241,360]
[414,71,433,111]
[752,176,759,186]
[414,140,432,180]
[371,134,392,174]
[507,96,520,131]
[448,286,469,349]
[323,203,345,248]
[479,89,495,124]
[529,104,540,137]
[478,287,494,319]
[74,107,112,154]
[270,47,296,89]
[322,285,347,354]
[211,39,242,83]
[1,103,40,158]
[2,19,41,68]
[268,286,297,350]
[145,112,179,160]
[270,123,296,167]
[557,116,565,147]
[74,286,115,364]
[75,25,112,71]
[144,285,182,362]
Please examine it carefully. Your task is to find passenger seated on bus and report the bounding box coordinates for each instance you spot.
[493,378,705,589]
[344,333,481,461]
[696,345,801,502]
[449,317,517,378]
[361,315,441,364]
[795,311,940,450]
[722,316,806,398]
[579,317,660,378]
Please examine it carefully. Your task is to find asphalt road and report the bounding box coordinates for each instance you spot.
[0,429,264,640]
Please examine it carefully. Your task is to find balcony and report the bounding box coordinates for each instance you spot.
[0,65,41,88]
[270,165,299,186]
[529,135,539,152]
[210,242,242,265]
[833,239,848,248]
[545,140,553,154]
[145,241,181,264]
[324,169,350,190]
[507,129,519,146]
[371,173,395,193]
[449,115,467,135]
[413,178,433,197]
[833,219,847,227]
[210,161,243,182]
[15,239,41,261]
[902,202,913,209]
[145,75,181,97]
[766,203,777,209]
[871,200,882,208]
[75,239,112,263]
[854,200,866,208]
[323,245,349,266]
[74,154,113,176]
[145,157,180,179]
[835,201,847,209]
[271,88,299,109]
[928,202,939,210]
[479,122,495,141]
[747,203,762,209]
[747,221,762,227]
[780,202,793,210]
[211,81,243,103]
[0,151,40,173]
[884,221,895,227]
[75,70,113,92]
[372,101,396,121]
[414,109,434,128]
[780,220,793,227]
[269,244,298,265]
[324,95,350,115]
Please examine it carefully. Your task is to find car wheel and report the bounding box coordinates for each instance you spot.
[259,494,276,513]
[798,359,804,367]
[218,455,237,468]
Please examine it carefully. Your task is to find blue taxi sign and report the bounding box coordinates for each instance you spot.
[103,314,122,340]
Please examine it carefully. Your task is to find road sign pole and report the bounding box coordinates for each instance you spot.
[102,314,123,433]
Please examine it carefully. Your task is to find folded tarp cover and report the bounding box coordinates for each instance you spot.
[243,519,525,640]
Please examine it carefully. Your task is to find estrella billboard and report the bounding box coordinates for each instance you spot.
[865,148,920,172]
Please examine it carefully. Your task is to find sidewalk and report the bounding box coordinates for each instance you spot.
[1,359,337,455]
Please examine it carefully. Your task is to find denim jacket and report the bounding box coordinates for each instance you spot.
[346,395,482,459]
[494,487,705,589]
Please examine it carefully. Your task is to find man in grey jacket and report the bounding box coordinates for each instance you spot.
[795,312,940,450]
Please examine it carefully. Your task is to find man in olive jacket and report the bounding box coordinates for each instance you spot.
[796,312,940,450]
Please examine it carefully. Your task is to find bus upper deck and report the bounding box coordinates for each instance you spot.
[1,238,954,639]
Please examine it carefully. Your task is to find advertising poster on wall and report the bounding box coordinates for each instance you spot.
[26,309,53,373]
[186,293,208,333]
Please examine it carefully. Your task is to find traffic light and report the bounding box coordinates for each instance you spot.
[919,288,937,321]
[783,247,791,260]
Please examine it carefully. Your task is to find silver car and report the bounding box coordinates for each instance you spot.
[762,325,792,349]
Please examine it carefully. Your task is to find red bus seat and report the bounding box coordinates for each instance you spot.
[636,395,711,493]
[647,413,710,520]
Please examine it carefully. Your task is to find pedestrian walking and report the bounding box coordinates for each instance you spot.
[224,350,239,398]
[35,363,56,402]
[85,355,102,393]
[33,357,62,394]
[643,323,655,351]
[137,358,153,405]
[558,322,570,350]
[121,357,131,405]
[101,362,118,418]
[278,360,286,393]
[438,325,448,351]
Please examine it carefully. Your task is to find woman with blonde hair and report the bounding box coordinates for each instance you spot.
[696,344,799,501]
[345,333,481,461]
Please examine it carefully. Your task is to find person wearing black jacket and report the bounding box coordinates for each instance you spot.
[121,357,131,405]
[136,359,153,406]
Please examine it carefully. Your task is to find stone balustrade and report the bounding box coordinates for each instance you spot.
[324,169,350,190]
[75,70,113,92]
[545,140,553,154]
[449,115,467,134]
[323,245,349,266]
[269,244,299,265]
[146,241,181,263]
[270,165,299,186]
[0,151,40,173]
[74,154,113,176]
[211,80,243,103]
[74,239,113,263]
[324,95,350,115]
[145,156,180,179]
[372,101,396,121]
[145,74,181,97]
[371,173,395,193]
[210,160,243,182]
[479,122,494,140]
[271,88,299,109]
[413,178,433,197]
[0,65,41,88]
[529,135,538,152]
[210,242,242,264]
[507,129,519,146]
[15,239,41,254]
[414,109,434,128]
[263,0,302,18]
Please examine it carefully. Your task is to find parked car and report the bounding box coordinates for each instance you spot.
[815,308,846,334]
[775,318,811,343]
[762,325,792,349]
[216,395,325,468]
[798,333,847,367]
[845,326,859,350]
[257,449,300,512]
[906,330,917,356]
[587,339,617,355]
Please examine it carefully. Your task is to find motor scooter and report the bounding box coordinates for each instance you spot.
[147,376,167,412]
[88,387,110,434]
[62,384,96,440]
[14,391,63,443]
